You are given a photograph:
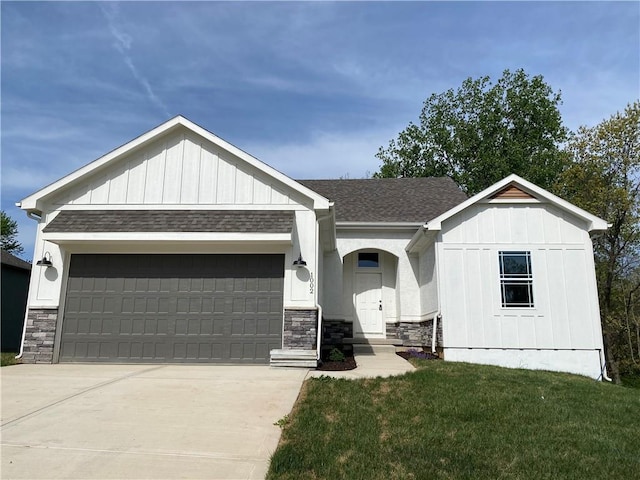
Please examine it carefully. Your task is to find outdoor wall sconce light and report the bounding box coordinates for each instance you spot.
[292,253,307,268]
[36,252,53,268]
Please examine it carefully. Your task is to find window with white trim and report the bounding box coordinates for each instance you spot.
[499,251,534,308]
[357,252,379,268]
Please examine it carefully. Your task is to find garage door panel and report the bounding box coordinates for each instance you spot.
[61,254,284,363]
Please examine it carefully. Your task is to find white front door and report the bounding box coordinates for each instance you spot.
[355,272,384,337]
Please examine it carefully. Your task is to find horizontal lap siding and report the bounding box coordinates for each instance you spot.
[60,254,284,363]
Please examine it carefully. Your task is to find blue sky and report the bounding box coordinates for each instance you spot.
[2,1,639,259]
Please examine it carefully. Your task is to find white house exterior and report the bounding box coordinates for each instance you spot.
[406,177,609,379]
[17,116,609,379]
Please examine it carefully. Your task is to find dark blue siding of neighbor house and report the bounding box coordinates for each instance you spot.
[1,250,31,352]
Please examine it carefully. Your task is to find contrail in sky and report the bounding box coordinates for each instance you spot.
[99,3,170,118]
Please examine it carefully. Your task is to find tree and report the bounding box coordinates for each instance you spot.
[375,69,569,195]
[1,211,23,255]
[554,101,640,383]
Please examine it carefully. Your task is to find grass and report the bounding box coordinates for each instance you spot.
[1,352,20,367]
[268,361,640,480]
[621,373,640,390]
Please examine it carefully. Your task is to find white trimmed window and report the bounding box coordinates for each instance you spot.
[499,251,534,308]
[357,252,379,268]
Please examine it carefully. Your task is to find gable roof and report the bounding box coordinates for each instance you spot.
[425,174,609,232]
[18,116,330,213]
[1,250,32,270]
[407,174,610,253]
[299,177,467,223]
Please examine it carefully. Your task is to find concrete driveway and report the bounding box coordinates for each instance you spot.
[1,364,308,479]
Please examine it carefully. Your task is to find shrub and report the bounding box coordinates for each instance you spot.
[328,347,346,362]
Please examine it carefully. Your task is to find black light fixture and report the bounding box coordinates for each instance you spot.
[293,253,307,268]
[36,252,53,268]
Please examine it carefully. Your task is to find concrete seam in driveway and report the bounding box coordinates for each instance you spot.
[0,442,267,462]
[1,365,167,429]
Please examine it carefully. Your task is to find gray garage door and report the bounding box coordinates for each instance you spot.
[60,254,284,363]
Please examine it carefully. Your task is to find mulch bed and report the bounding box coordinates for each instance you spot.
[316,356,357,371]
[396,350,440,361]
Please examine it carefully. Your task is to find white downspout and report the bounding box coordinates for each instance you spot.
[316,305,323,361]
[314,208,333,362]
[598,348,612,382]
[431,312,440,354]
[16,210,43,360]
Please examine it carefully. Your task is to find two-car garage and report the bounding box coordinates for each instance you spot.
[59,254,284,364]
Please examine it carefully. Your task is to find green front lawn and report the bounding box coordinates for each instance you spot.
[268,361,639,479]
[1,352,20,367]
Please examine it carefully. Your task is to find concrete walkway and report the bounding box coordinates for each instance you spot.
[1,364,307,480]
[307,345,415,380]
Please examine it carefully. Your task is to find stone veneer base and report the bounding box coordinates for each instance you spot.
[386,318,443,347]
[322,319,353,346]
[282,308,318,350]
[21,308,58,364]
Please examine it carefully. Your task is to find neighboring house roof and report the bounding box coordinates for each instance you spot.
[18,116,330,213]
[44,210,294,233]
[298,177,467,223]
[1,250,32,270]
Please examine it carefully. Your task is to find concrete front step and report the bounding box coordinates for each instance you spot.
[270,359,317,368]
[269,349,317,368]
[353,344,397,355]
[344,338,402,346]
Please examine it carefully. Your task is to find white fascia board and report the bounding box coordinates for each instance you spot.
[58,204,304,211]
[42,231,292,244]
[336,221,422,231]
[425,174,609,233]
[19,116,330,212]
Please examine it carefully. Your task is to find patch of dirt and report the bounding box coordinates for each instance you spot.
[316,355,357,371]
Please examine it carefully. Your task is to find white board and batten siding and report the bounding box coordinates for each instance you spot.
[30,127,320,310]
[49,130,306,209]
[439,203,605,379]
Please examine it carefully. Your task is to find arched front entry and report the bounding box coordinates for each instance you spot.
[342,249,398,339]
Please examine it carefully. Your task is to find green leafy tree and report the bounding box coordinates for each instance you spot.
[375,69,569,195]
[554,101,640,382]
[1,211,23,255]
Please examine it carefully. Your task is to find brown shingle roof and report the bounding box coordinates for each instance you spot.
[299,177,467,223]
[44,210,294,233]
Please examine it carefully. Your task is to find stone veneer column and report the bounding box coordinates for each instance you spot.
[386,317,443,347]
[283,308,318,349]
[321,320,354,345]
[21,308,58,363]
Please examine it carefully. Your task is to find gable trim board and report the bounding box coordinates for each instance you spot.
[17,117,608,379]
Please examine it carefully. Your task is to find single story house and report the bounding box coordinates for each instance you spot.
[17,116,609,379]
[1,250,32,352]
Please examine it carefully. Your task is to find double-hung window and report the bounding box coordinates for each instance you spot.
[499,251,534,308]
